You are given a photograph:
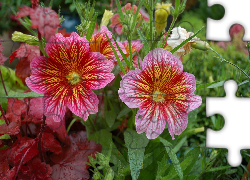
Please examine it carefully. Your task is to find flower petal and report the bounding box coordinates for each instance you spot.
[90,26,126,62]
[25,56,69,94]
[122,40,143,55]
[46,32,89,65]
[142,48,183,72]
[43,84,69,122]
[166,108,188,140]
[66,86,99,121]
[118,69,147,108]
[77,52,115,89]
[135,104,166,139]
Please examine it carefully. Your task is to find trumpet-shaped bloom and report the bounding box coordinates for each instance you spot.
[26,32,115,122]
[167,27,199,58]
[118,48,202,139]
[155,3,172,33]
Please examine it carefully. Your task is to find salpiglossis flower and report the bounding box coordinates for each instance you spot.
[118,48,202,139]
[26,32,115,122]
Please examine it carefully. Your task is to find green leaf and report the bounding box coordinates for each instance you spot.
[163,148,200,180]
[207,81,225,88]
[110,33,130,67]
[158,137,183,180]
[105,33,126,74]
[196,80,224,90]
[174,0,180,17]
[0,134,10,140]
[0,66,27,109]
[138,138,166,179]
[131,0,145,30]
[86,12,98,41]
[205,166,231,173]
[225,168,237,174]
[238,80,250,86]
[0,91,43,98]
[172,136,187,154]
[105,94,117,128]
[73,0,83,21]
[89,129,127,167]
[170,26,204,54]
[105,110,116,128]
[156,153,170,179]
[0,119,5,125]
[115,0,124,20]
[137,29,150,55]
[124,129,149,180]
[117,106,131,119]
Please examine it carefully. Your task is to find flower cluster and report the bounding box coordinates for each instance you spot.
[0,1,210,179]
[11,3,202,140]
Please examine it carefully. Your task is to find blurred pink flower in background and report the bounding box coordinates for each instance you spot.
[110,3,149,35]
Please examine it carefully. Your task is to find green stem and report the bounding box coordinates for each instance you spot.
[162,16,177,49]
[128,36,133,69]
[150,0,153,50]
[210,47,250,80]
[38,40,48,57]
[88,116,98,132]
[247,42,250,60]
[67,118,77,133]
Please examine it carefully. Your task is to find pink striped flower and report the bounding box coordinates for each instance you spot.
[118,48,202,139]
[26,32,115,122]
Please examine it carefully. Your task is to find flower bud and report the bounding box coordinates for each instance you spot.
[104,168,114,180]
[101,10,114,27]
[155,3,172,34]
[191,41,211,51]
[136,13,141,22]
[12,31,39,45]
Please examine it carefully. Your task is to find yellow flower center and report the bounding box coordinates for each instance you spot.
[152,90,165,102]
[66,72,81,85]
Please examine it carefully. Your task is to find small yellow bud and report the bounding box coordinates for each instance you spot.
[12,31,39,45]
[191,41,211,51]
[136,13,141,22]
[155,3,172,34]
[100,10,114,27]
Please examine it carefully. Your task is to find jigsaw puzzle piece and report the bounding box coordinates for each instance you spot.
[207,0,250,41]
[206,80,250,167]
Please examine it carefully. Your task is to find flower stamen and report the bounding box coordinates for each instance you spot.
[152,90,165,102]
[66,72,81,85]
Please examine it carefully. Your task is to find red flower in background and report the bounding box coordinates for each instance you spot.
[110,3,150,35]
[0,39,8,65]
[229,24,243,38]
[9,43,40,83]
[119,39,143,76]
[16,6,60,41]
[58,28,71,37]
[89,25,126,63]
